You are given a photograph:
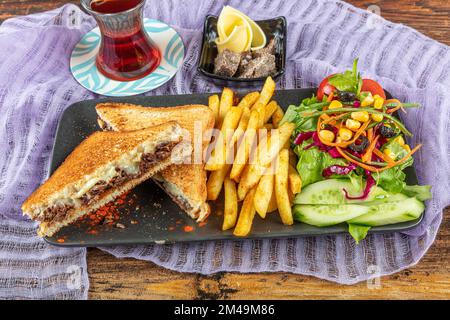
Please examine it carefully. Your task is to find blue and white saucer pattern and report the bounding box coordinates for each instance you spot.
[70,19,184,97]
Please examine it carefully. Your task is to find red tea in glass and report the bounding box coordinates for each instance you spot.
[81,0,161,81]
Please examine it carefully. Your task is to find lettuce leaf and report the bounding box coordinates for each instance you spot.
[374,140,414,193]
[402,185,432,201]
[382,140,412,167]
[348,224,371,244]
[374,166,406,193]
[294,141,348,187]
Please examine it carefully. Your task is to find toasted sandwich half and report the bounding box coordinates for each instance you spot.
[95,103,215,222]
[22,122,191,237]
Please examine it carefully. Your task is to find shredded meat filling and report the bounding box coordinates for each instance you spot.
[40,141,178,223]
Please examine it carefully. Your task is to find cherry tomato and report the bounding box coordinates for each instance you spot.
[317,76,386,101]
[316,75,336,101]
[361,79,386,99]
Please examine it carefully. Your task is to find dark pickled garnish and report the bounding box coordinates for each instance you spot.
[379,125,396,138]
[337,91,357,103]
[348,135,369,153]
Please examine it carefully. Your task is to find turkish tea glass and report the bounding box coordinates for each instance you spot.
[81,0,161,81]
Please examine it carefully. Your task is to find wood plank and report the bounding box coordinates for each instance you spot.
[87,249,198,300]
[87,208,450,299]
[0,0,449,45]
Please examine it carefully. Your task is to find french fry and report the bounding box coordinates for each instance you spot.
[275,149,293,225]
[223,177,238,231]
[230,107,251,145]
[251,102,266,127]
[267,187,278,213]
[288,189,295,206]
[206,164,231,201]
[288,164,302,195]
[238,92,260,109]
[272,104,285,128]
[257,122,295,167]
[263,101,279,124]
[256,76,276,107]
[208,95,220,126]
[254,173,274,219]
[288,149,297,168]
[237,133,270,200]
[233,188,257,237]
[282,139,290,150]
[230,110,260,181]
[218,88,234,127]
[205,107,242,171]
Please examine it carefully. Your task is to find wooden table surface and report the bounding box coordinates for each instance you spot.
[1,0,449,300]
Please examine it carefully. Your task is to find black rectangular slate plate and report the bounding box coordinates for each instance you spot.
[45,89,423,247]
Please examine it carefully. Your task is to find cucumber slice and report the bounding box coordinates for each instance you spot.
[294,179,389,205]
[348,197,424,226]
[293,204,370,227]
[362,193,409,205]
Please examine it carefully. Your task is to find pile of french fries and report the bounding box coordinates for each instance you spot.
[205,77,302,237]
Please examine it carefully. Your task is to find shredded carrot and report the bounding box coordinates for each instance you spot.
[383,144,422,170]
[336,147,382,172]
[338,144,422,173]
[321,112,350,126]
[373,148,395,165]
[362,135,379,163]
[367,128,374,142]
[327,92,334,102]
[384,99,403,114]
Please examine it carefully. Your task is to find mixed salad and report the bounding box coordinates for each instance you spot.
[282,60,431,243]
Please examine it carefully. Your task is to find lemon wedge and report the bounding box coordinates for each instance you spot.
[218,6,267,51]
[215,24,250,53]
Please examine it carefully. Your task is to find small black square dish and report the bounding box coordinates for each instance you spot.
[198,15,287,86]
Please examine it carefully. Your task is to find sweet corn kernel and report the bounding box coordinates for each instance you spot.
[395,136,405,146]
[346,119,361,130]
[383,148,396,160]
[374,97,384,110]
[361,94,374,107]
[373,94,382,99]
[351,111,370,122]
[371,113,384,122]
[403,144,411,152]
[338,127,353,141]
[319,130,335,142]
[329,100,343,109]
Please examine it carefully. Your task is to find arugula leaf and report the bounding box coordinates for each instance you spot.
[301,95,320,106]
[280,105,299,125]
[280,101,328,127]
[348,224,371,244]
[328,59,362,93]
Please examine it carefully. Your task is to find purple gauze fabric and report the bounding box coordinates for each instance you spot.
[1,0,450,299]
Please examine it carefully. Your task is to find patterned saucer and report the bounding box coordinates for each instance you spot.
[70,19,184,97]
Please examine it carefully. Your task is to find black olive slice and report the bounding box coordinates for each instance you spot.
[348,135,369,153]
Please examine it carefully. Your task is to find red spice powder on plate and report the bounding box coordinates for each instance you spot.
[77,191,136,232]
